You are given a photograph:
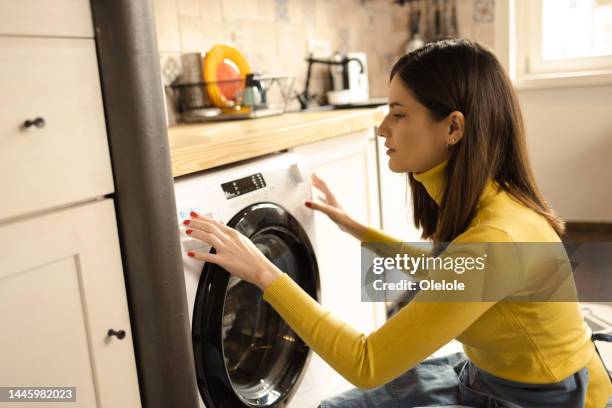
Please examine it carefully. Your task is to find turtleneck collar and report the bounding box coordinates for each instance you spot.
[412,160,500,207]
[413,160,448,205]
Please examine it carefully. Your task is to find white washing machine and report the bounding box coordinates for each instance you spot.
[174,151,352,408]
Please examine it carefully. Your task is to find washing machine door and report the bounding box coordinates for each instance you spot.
[192,202,319,407]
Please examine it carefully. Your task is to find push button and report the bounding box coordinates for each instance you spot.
[178,208,214,226]
[288,163,304,184]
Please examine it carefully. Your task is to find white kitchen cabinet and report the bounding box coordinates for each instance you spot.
[0,199,141,407]
[376,137,422,241]
[0,36,114,223]
[289,129,387,400]
[0,0,94,38]
[292,128,386,330]
[376,136,463,358]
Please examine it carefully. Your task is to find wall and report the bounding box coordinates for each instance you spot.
[153,0,409,104]
[153,0,494,109]
[152,1,610,222]
[518,86,612,222]
[434,0,612,223]
[460,2,612,223]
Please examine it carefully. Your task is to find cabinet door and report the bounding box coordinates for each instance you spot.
[376,137,464,358]
[291,129,387,398]
[0,36,114,223]
[376,136,422,241]
[0,0,94,38]
[0,200,141,407]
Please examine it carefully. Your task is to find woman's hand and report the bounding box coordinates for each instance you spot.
[306,173,366,240]
[183,212,282,291]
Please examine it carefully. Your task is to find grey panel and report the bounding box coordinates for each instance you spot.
[90,1,199,407]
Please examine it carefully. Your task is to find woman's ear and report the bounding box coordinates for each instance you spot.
[446,111,465,147]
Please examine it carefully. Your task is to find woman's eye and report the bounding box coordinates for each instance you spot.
[392,113,405,119]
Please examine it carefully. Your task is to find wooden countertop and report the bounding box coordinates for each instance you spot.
[168,107,385,177]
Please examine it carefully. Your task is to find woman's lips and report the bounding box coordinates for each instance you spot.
[386,148,395,155]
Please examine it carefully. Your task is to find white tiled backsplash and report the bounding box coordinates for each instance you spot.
[153,0,495,120]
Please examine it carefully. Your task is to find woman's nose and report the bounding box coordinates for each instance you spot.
[376,117,390,139]
[376,127,389,139]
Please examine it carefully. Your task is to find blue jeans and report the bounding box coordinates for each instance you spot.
[318,351,589,408]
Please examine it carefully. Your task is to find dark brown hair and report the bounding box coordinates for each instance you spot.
[390,39,564,242]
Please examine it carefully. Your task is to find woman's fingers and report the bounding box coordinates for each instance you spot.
[313,193,326,205]
[188,249,219,263]
[310,172,331,193]
[310,173,340,207]
[187,212,247,250]
[185,218,223,235]
[186,228,224,249]
[306,199,335,215]
[191,211,227,228]
[186,214,227,239]
[310,171,323,184]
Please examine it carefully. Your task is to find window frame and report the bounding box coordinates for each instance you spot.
[495,0,612,90]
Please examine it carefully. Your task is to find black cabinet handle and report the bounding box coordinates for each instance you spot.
[23,117,46,129]
[107,329,126,340]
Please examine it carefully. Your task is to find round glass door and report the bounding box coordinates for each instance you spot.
[192,203,319,407]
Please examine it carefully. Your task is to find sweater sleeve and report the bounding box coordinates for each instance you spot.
[361,225,433,280]
[361,225,431,256]
[262,225,513,389]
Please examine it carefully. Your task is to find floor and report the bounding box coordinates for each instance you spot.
[581,302,612,367]
[565,222,612,369]
[564,222,612,243]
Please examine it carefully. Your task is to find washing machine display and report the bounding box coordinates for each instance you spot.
[221,173,266,199]
[191,202,319,407]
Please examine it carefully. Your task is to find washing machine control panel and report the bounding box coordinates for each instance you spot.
[221,172,266,199]
[177,206,216,251]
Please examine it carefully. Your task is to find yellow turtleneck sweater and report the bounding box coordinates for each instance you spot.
[262,160,612,408]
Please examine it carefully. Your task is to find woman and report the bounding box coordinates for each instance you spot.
[183,39,612,407]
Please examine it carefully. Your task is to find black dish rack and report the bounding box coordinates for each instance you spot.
[167,73,295,121]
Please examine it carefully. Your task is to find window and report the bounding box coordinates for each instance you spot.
[541,0,612,61]
[528,0,612,74]
[506,0,612,88]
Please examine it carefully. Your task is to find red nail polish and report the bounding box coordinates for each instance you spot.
[183,220,190,225]
[304,201,312,208]
[190,211,198,218]
[186,229,192,235]
[187,251,195,257]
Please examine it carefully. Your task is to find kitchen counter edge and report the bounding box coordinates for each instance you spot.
[168,107,386,177]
